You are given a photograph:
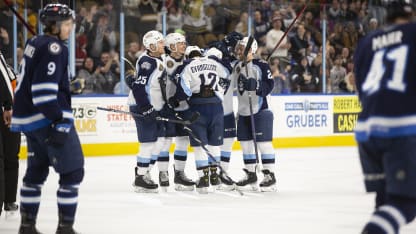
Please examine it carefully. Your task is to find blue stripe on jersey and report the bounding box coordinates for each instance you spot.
[11,113,51,132]
[31,83,59,92]
[355,115,416,141]
[243,154,257,160]
[174,150,187,156]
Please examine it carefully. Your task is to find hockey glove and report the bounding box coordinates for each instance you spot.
[168,97,180,109]
[244,78,258,91]
[159,104,176,118]
[139,105,158,120]
[46,118,73,146]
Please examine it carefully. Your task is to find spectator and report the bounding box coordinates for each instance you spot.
[366,17,379,33]
[86,11,117,61]
[75,34,88,71]
[265,15,291,70]
[329,56,347,93]
[270,57,290,94]
[328,0,341,21]
[289,23,309,64]
[235,12,249,36]
[76,57,105,94]
[125,41,143,66]
[253,10,269,47]
[290,56,320,93]
[97,51,120,94]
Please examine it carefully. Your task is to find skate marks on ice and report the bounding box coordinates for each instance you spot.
[1,147,416,234]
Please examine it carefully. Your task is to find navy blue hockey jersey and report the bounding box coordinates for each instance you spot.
[11,35,73,132]
[354,22,416,141]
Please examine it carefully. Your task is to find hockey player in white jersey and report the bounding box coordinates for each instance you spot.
[233,37,277,192]
[204,48,236,190]
[128,30,166,193]
[169,46,228,194]
[161,32,195,191]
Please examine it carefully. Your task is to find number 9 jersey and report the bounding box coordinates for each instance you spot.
[11,36,73,132]
[354,21,416,141]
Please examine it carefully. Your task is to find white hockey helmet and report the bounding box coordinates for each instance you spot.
[205,47,223,59]
[185,45,202,59]
[237,37,258,54]
[142,30,164,52]
[165,32,186,52]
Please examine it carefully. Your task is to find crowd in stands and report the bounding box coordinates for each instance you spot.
[0,0,397,95]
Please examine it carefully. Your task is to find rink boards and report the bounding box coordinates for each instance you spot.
[19,94,360,158]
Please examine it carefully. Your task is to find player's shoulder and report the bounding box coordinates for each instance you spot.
[253,59,270,69]
[28,35,65,56]
[137,53,157,70]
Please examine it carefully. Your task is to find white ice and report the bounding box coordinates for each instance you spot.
[1,146,416,234]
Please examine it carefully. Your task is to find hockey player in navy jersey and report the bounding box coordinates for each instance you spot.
[232,37,276,192]
[162,32,195,191]
[353,1,416,233]
[11,4,83,234]
[169,46,228,194]
[128,30,166,193]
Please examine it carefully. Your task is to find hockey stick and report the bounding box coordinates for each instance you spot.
[3,0,36,35]
[96,106,199,125]
[242,36,260,172]
[265,1,309,61]
[175,115,244,196]
[121,57,136,71]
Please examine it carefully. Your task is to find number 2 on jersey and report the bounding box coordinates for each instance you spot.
[362,45,408,95]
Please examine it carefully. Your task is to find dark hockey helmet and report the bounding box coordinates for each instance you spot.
[40,3,74,25]
[385,0,413,23]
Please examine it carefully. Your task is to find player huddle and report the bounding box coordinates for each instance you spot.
[127,30,277,194]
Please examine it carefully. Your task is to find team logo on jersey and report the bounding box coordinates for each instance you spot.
[48,42,61,55]
[159,64,164,71]
[167,60,174,68]
[236,66,241,74]
[141,61,151,70]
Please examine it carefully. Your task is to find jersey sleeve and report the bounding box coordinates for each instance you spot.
[31,41,67,121]
[174,61,192,101]
[132,57,157,109]
[256,60,274,97]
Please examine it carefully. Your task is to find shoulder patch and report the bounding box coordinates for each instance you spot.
[141,61,152,70]
[159,64,164,71]
[48,42,62,55]
[167,60,174,68]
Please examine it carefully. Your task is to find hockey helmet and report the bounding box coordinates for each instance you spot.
[223,31,243,49]
[205,47,223,59]
[165,33,186,52]
[185,46,202,59]
[143,30,164,52]
[237,37,258,54]
[40,3,74,25]
[385,0,413,23]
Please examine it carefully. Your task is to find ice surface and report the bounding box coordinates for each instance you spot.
[1,146,416,234]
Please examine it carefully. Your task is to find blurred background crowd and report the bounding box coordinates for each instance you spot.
[1,0,412,95]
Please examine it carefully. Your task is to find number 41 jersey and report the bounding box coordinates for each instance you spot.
[354,22,416,142]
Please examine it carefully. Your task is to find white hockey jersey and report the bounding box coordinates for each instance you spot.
[163,54,188,111]
[232,59,274,116]
[177,56,229,102]
[127,51,166,111]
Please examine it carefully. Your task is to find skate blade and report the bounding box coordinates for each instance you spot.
[237,183,259,192]
[260,185,277,192]
[174,184,194,191]
[196,187,208,194]
[134,186,159,193]
[216,184,235,191]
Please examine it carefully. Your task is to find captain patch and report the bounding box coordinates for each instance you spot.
[141,61,151,70]
[49,42,61,55]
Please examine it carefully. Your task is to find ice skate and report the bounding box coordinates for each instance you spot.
[56,224,80,234]
[18,223,42,234]
[4,202,19,219]
[133,167,158,193]
[217,171,235,191]
[195,168,209,194]
[174,169,195,191]
[209,166,220,186]
[19,213,42,234]
[236,169,258,191]
[260,170,277,192]
[159,171,169,192]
